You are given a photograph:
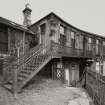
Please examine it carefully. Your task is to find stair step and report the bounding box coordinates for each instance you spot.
[8,80,13,84]
[26,65,35,69]
[20,70,32,75]
[18,74,28,79]
[17,77,24,82]
[25,66,35,70]
[3,84,12,91]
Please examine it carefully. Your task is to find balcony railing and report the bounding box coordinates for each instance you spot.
[51,42,94,58]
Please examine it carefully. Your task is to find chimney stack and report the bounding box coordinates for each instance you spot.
[23,3,32,27]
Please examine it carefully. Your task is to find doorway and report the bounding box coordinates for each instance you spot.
[40,23,46,47]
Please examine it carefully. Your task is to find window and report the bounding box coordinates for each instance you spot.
[40,23,46,44]
[96,39,99,54]
[71,31,75,39]
[75,34,83,49]
[66,30,71,47]
[103,41,105,46]
[75,34,79,49]
[103,41,105,53]
[59,25,66,45]
[40,23,46,35]
[103,61,105,76]
[60,25,64,35]
[88,37,92,51]
[50,29,58,43]
[71,31,75,48]
[79,35,83,49]
[96,61,103,75]
[89,37,92,43]
[86,37,92,51]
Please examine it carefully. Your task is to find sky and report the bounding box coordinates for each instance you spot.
[0,0,105,36]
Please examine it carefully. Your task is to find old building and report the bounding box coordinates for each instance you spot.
[1,4,105,96]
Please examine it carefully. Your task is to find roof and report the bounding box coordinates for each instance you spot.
[0,16,34,35]
[29,12,105,39]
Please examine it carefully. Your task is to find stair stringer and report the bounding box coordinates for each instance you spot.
[17,56,53,92]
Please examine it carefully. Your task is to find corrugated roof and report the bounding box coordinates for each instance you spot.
[0,16,34,35]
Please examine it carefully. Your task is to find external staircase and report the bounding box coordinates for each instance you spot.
[3,42,56,93]
[2,41,87,93]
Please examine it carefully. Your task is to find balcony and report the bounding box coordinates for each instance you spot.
[51,42,94,58]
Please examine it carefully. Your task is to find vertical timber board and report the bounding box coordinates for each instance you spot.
[3,58,8,83]
[23,31,25,55]
[8,28,11,54]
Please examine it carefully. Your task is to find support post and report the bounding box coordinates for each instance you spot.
[12,44,20,95]
[2,57,8,84]
[7,28,11,54]
[23,31,25,55]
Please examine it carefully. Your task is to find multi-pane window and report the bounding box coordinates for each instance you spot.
[66,31,71,47]
[103,41,105,54]
[86,37,92,51]
[71,31,75,48]
[40,23,46,35]
[75,34,79,49]
[71,31,75,39]
[79,35,83,49]
[88,37,92,51]
[103,61,105,76]
[75,34,83,49]
[96,62,100,73]
[59,25,66,46]
[96,39,99,54]
[96,61,103,75]
[50,29,58,43]
[40,23,46,44]
[60,25,65,35]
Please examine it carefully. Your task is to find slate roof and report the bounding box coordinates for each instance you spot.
[0,16,34,35]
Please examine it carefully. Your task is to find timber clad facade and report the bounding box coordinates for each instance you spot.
[0,8,105,103]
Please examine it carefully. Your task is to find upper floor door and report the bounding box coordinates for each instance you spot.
[59,25,66,46]
[0,28,8,53]
[40,23,46,47]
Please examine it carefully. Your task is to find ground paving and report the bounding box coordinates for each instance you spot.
[0,76,93,105]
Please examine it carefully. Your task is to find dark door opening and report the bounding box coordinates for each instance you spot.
[79,62,86,78]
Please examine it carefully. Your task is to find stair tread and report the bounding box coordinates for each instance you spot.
[21,70,32,74]
[4,84,12,90]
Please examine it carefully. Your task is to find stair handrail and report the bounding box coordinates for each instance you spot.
[4,44,42,70]
[17,42,53,71]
